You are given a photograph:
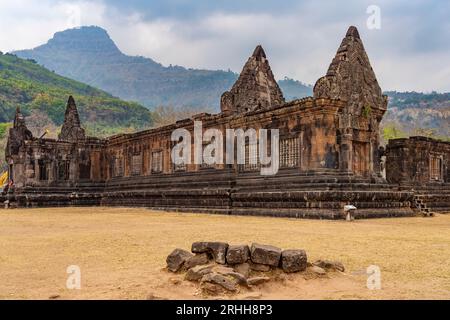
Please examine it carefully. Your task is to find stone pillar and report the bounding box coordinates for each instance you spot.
[34,157,41,183]
[69,157,78,181]
[299,131,305,171]
[340,133,353,173]
[48,160,56,182]
[164,141,171,174]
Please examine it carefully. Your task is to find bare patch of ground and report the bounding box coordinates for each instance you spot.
[0,207,449,300]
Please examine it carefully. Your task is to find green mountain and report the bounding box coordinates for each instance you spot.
[0,51,153,136]
[13,26,312,109]
[381,91,450,141]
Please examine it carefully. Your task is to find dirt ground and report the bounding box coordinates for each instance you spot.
[0,207,449,300]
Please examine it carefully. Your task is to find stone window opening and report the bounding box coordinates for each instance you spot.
[280,136,300,168]
[430,155,443,181]
[79,162,91,180]
[151,151,163,174]
[131,154,142,176]
[38,159,48,181]
[113,156,124,177]
[240,140,260,172]
[57,160,70,181]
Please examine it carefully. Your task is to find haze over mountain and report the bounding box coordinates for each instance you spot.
[13,26,312,109]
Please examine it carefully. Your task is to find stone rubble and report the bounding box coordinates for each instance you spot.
[166,241,345,296]
[166,248,193,272]
[312,260,345,272]
[191,241,229,264]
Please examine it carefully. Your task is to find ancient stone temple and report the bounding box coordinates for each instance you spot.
[3,26,449,218]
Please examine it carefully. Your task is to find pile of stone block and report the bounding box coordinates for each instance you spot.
[166,241,344,295]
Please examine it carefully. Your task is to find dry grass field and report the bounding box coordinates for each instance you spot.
[0,207,449,300]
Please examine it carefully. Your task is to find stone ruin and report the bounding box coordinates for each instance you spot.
[3,26,450,217]
[220,45,285,114]
[166,241,345,296]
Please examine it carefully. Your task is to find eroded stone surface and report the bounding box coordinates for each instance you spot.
[192,242,229,264]
[250,243,282,267]
[234,263,251,278]
[313,260,345,272]
[249,261,271,272]
[281,249,308,273]
[185,253,210,269]
[185,264,214,281]
[58,96,86,142]
[201,273,237,292]
[310,266,326,276]
[166,248,193,272]
[226,245,250,265]
[247,276,270,286]
[220,45,284,114]
[313,26,387,116]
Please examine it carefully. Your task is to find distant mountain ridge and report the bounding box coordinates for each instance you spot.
[13,26,312,109]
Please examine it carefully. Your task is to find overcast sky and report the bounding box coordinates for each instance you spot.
[0,0,448,92]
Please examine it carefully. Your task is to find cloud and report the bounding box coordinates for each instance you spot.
[0,0,106,51]
[0,0,449,92]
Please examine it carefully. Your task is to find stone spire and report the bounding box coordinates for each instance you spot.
[220,45,285,114]
[13,107,27,128]
[6,107,33,157]
[58,96,86,142]
[313,26,387,115]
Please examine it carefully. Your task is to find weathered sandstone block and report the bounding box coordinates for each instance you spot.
[281,249,307,273]
[166,248,193,272]
[226,245,250,264]
[185,253,210,269]
[234,263,251,278]
[191,241,229,264]
[200,273,237,292]
[313,260,345,272]
[248,261,271,272]
[185,264,213,281]
[250,243,282,267]
[247,276,270,286]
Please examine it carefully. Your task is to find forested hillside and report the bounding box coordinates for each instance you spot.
[381,91,450,142]
[0,52,153,137]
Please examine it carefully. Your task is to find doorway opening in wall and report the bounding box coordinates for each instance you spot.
[58,160,70,181]
[38,160,48,181]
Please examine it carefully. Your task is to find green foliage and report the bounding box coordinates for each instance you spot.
[382,124,408,142]
[362,105,372,118]
[382,91,450,138]
[0,52,153,131]
[0,122,11,139]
